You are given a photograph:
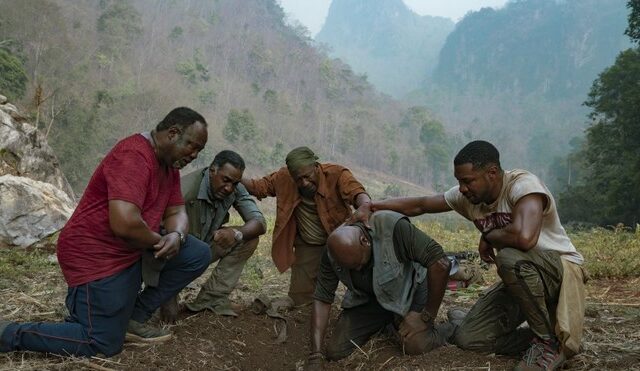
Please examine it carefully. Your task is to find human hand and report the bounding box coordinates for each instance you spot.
[154,232,181,260]
[304,352,323,371]
[478,235,496,264]
[399,311,430,341]
[213,228,237,250]
[346,202,373,227]
[160,295,180,324]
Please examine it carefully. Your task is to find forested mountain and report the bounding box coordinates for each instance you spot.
[316,0,454,98]
[0,0,450,193]
[557,1,640,227]
[433,0,629,100]
[421,0,630,182]
[315,0,630,183]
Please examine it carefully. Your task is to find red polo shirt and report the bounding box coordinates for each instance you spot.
[57,134,183,287]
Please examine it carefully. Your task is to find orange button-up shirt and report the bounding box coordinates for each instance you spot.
[244,163,367,272]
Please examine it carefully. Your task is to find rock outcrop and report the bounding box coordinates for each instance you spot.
[0,175,74,247]
[0,94,76,247]
[0,94,75,200]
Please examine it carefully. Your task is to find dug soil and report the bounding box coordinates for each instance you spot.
[111,278,640,371]
[1,247,638,370]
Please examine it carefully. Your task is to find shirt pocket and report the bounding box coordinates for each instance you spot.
[376,265,401,296]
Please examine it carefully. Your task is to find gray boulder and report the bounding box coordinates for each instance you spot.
[0,100,75,200]
[0,175,74,247]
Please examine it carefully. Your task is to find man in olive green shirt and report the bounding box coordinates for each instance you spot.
[307,211,452,368]
[163,150,266,319]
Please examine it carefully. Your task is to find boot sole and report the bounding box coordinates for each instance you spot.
[125,332,172,343]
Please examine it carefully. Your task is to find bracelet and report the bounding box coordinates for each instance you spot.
[420,311,435,324]
[171,231,186,246]
[308,352,323,360]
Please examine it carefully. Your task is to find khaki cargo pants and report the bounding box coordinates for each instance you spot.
[288,234,326,305]
[186,238,260,314]
[452,248,564,355]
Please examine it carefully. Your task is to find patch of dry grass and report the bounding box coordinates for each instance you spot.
[0,213,638,369]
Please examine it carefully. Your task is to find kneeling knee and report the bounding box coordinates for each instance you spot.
[452,330,491,353]
[452,330,474,350]
[187,237,212,272]
[495,249,521,280]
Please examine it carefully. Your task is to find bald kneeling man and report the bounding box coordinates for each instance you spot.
[306,210,452,368]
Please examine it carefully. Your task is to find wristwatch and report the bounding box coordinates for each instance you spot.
[173,231,186,246]
[233,229,243,242]
[421,311,435,324]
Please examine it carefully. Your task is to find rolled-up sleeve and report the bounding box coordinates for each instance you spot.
[337,169,367,206]
[233,184,266,229]
[243,170,281,200]
[313,251,340,304]
[393,219,446,268]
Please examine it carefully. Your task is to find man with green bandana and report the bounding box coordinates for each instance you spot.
[242,147,371,305]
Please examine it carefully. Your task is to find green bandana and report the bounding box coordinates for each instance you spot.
[285,146,318,172]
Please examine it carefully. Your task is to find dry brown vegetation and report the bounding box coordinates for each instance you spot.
[1,217,639,370]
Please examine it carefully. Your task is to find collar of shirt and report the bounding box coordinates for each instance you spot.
[314,165,329,199]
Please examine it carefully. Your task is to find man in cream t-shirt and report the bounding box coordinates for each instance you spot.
[352,140,585,371]
[444,168,583,265]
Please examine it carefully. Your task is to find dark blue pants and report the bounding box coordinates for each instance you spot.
[0,235,210,357]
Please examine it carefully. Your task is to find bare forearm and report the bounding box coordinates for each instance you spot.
[114,219,162,250]
[484,224,537,252]
[310,300,331,353]
[372,195,450,216]
[233,219,266,241]
[424,257,450,318]
[484,193,544,252]
[163,212,189,235]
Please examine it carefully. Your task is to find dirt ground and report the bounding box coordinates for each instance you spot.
[1,270,639,371]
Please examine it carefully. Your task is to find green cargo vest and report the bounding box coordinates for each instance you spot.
[329,210,427,316]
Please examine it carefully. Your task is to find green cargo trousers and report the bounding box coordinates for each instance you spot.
[453,247,564,355]
[326,300,450,361]
[186,238,260,315]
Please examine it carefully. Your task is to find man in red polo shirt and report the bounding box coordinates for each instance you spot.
[1,107,211,357]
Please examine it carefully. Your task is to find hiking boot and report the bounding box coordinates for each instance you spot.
[513,337,566,371]
[125,320,172,343]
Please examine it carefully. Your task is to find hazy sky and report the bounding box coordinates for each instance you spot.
[278,0,510,35]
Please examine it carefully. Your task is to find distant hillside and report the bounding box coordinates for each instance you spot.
[0,0,450,192]
[420,0,630,181]
[433,0,630,99]
[316,0,454,98]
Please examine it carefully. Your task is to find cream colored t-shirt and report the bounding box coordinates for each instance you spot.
[294,196,328,246]
[444,169,583,264]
